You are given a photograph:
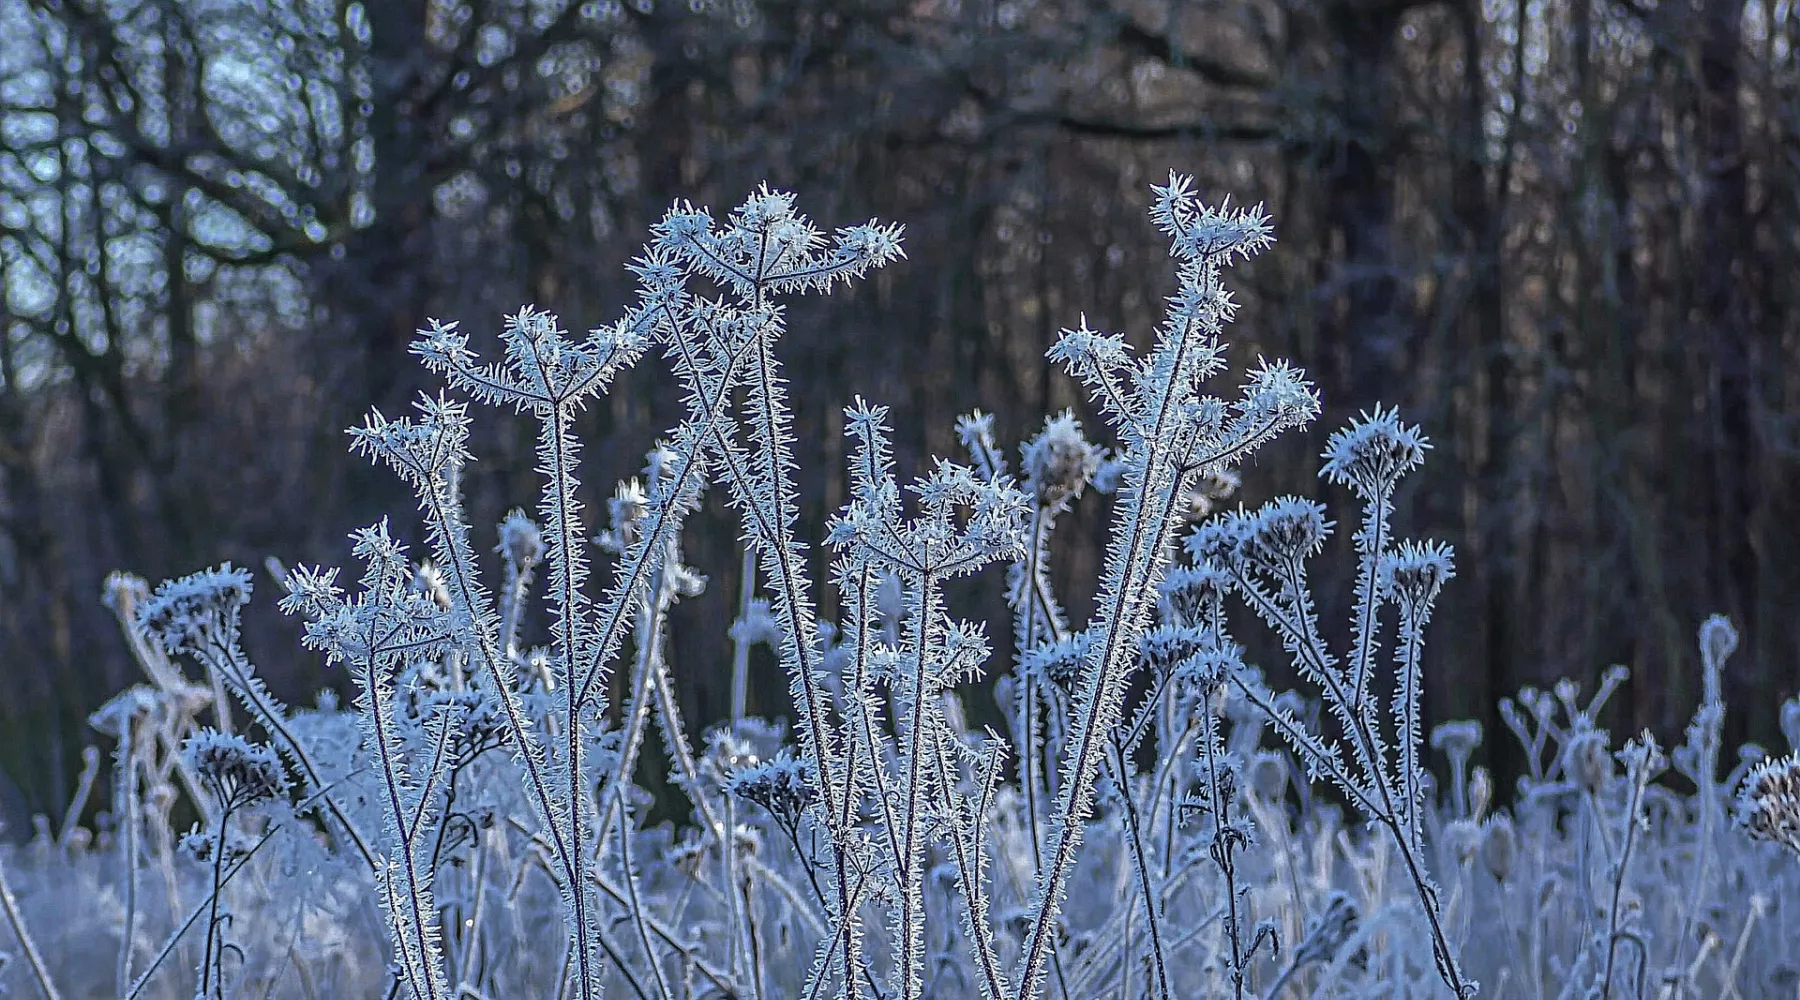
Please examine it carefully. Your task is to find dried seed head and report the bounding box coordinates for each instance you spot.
[496,509,544,569]
[1020,631,1092,692]
[1248,497,1330,569]
[1482,815,1518,883]
[1022,411,1102,510]
[1735,751,1800,857]
[138,565,254,656]
[1320,406,1428,500]
[1469,767,1493,820]
[183,730,287,807]
[1565,727,1614,794]
[1431,720,1484,765]
[1248,752,1288,801]
[728,752,819,829]
[1158,563,1231,628]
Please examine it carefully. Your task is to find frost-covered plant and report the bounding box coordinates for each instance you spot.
[9,178,1800,1000]
[1180,406,1475,996]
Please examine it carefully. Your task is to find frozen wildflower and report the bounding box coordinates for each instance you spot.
[1236,359,1321,435]
[184,729,287,808]
[1320,406,1428,501]
[1185,511,1254,572]
[1735,751,1800,857]
[728,597,780,647]
[138,564,254,656]
[1618,731,1667,782]
[495,508,544,569]
[1175,639,1245,689]
[1021,411,1102,510]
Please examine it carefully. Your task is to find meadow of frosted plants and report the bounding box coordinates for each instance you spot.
[3,177,1799,1000]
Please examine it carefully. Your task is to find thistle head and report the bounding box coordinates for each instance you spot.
[1320,406,1428,501]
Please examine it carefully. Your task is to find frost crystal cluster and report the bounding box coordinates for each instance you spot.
[4,178,1797,1000]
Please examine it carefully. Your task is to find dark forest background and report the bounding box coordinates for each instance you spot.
[2,0,1795,825]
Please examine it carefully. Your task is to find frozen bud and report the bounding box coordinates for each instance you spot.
[1698,614,1738,681]
[1564,727,1613,794]
[1735,751,1800,857]
[496,509,544,569]
[1469,767,1493,821]
[101,572,149,618]
[1320,406,1428,501]
[1021,411,1101,510]
[1482,815,1518,883]
[1782,697,1800,754]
